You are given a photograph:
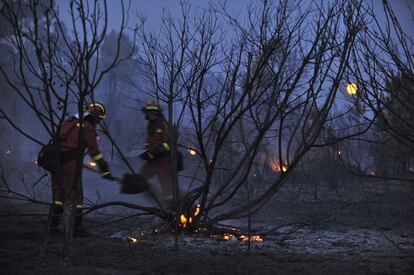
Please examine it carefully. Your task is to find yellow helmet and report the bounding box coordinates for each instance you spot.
[86,101,106,119]
[142,100,161,113]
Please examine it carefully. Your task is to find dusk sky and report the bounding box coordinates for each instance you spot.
[57,1,413,38]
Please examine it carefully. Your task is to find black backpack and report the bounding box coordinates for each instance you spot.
[37,140,59,172]
[37,120,78,172]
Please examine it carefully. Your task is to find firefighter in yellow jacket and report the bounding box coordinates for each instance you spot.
[121,101,182,208]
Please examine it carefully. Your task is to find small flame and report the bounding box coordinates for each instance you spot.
[250,235,263,241]
[239,235,263,242]
[180,214,187,227]
[180,205,201,228]
[337,150,342,156]
[223,233,236,241]
[89,161,97,167]
[273,164,287,173]
[188,148,197,156]
[370,171,375,176]
[127,237,138,243]
[240,235,249,241]
[194,204,201,216]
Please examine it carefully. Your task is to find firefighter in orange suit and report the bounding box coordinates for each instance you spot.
[50,101,114,236]
[121,101,182,208]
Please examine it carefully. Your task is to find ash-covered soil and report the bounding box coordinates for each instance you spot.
[1,181,414,275]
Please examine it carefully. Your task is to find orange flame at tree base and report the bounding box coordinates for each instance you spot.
[180,204,201,228]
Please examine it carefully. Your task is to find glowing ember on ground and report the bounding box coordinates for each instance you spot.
[220,233,263,241]
[212,229,264,242]
[250,235,263,242]
[127,237,138,243]
[239,235,263,241]
[223,233,236,240]
[239,235,249,241]
[88,161,97,167]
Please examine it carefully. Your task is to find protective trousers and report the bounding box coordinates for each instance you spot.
[140,157,175,207]
[50,158,84,230]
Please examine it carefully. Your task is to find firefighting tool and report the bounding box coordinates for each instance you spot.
[83,164,119,181]
[124,147,184,170]
[120,173,150,194]
[84,164,150,194]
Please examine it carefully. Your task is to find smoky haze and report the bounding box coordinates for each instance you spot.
[0,0,413,213]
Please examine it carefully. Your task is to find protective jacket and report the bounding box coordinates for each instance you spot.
[52,117,108,207]
[145,119,171,155]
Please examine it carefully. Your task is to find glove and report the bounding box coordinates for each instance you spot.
[140,149,156,161]
[102,171,115,180]
[96,159,114,180]
[140,145,170,161]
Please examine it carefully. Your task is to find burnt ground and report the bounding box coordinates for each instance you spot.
[1,180,414,275]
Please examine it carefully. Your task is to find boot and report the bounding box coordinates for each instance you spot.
[49,204,63,235]
[74,208,87,237]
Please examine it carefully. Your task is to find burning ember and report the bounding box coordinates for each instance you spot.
[187,147,197,156]
[219,233,263,242]
[337,149,342,156]
[239,235,263,242]
[88,161,97,167]
[127,236,138,243]
[223,233,237,240]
